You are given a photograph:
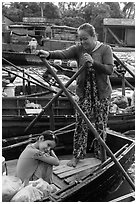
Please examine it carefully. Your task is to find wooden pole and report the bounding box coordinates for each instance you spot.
[40,58,135,191]
[49,104,55,130]
[2,57,57,93]
[113,53,135,78]
[24,62,87,134]
[114,70,134,90]
[22,69,26,95]
[121,72,125,96]
[107,28,124,46]
[2,67,57,94]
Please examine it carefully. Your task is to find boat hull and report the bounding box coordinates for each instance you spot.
[2,112,135,139]
[2,96,135,139]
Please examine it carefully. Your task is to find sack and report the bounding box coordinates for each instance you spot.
[29,178,57,197]
[111,95,128,109]
[109,103,119,114]
[2,175,22,202]
[11,185,43,202]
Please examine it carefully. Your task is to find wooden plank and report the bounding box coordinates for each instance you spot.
[64,165,99,184]
[58,158,101,179]
[52,174,68,189]
[53,160,71,171]
[103,18,135,26]
[54,157,98,171]
[54,164,73,174]
[54,158,99,175]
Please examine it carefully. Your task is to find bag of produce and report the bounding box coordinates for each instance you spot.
[29,178,57,197]
[2,175,22,202]
[11,185,43,202]
[111,95,129,109]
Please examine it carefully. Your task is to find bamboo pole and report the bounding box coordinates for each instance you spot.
[40,58,135,191]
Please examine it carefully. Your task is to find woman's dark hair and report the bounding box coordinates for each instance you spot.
[41,130,58,145]
[30,130,58,145]
[78,23,96,37]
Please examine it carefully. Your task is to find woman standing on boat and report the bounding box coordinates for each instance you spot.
[37,23,114,167]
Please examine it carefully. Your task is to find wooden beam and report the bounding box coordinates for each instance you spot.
[107,27,123,46]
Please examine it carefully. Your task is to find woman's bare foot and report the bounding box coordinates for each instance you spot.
[67,157,79,167]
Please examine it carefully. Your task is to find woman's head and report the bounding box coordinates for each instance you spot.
[78,23,97,51]
[31,38,36,41]
[37,130,58,153]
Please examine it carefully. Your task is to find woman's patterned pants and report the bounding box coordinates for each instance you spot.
[73,96,110,160]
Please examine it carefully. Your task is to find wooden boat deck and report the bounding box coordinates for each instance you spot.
[53,156,101,189]
[5,154,101,191]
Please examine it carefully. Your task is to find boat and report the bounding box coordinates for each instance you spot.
[2,96,76,139]
[2,94,135,139]
[2,20,77,55]
[2,51,135,88]
[3,128,135,202]
[2,51,43,66]
[109,192,135,202]
[2,51,70,67]
[2,58,135,139]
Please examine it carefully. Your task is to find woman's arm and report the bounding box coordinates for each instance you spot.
[37,45,78,60]
[84,46,114,75]
[93,62,114,75]
[93,46,114,75]
[34,151,59,166]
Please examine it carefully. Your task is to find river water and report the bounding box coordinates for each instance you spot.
[2,52,135,201]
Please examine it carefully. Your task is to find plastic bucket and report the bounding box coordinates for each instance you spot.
[4,83,15,97]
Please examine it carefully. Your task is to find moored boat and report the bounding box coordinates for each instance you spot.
[2,50,135,88]
[2,51,69,67]
[2,95,135,139]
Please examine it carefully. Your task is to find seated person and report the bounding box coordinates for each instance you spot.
[16,130,59,184]
[28,38,38,53]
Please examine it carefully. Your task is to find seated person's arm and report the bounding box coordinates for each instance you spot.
[34,150,59,166]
